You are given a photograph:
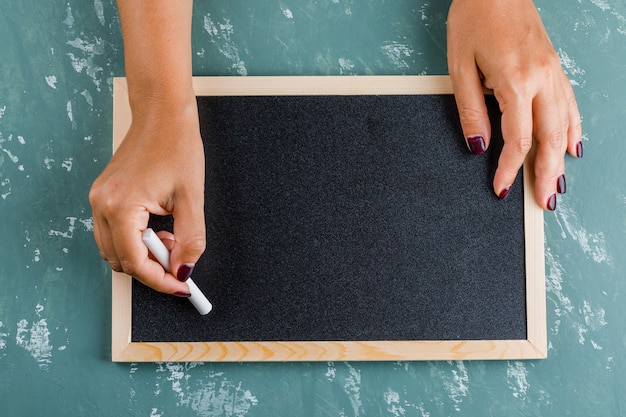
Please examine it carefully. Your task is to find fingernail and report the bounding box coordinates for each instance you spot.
[547,194,557,211]
[177,263,195,282]
[467,136,486,155]
[557,174,566,194]
[576,141,584,158]
[174,292,192,298]
[498,185,512,200]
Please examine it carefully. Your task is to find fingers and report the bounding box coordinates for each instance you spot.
[106,216,192,296]
[494,70,577,211]
[564,77,584,158]
[90,184,191,296]
[449,54,492,156]
[531,80,570,210]
[169,189,206,283]
[493,91,534,202]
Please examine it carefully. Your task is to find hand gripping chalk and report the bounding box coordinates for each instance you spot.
[142,228,212,315]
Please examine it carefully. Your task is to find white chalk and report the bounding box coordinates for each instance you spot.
[142,228,212,315]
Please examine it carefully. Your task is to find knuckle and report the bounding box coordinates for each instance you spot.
[184,230,207,256]
[108,259,123,272]
[509,136,533,157]
[543,130,565,150]
[119,258,137,277]
[457,105,487,129]
[89,179,127,217]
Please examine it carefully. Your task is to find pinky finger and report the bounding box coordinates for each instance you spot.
[563,78,583,158]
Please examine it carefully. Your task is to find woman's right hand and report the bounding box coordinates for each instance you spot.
[89,94,206,296]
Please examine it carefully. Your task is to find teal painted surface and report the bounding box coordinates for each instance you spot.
[0,0,625,415]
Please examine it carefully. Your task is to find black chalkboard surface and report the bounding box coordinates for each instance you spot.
[112,76,546,362]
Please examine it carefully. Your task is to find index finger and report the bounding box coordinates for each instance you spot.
[493,92,534,201]
[110,217,190,295]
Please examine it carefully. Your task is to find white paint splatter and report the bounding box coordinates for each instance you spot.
[575,322,588,345]
[281,7,294,19]
[325,361,337,381]
[202,14,248,76]
[44,157,55,169]
[81,89,93,107]
[49,216,77,239]
[342,364,362,417]
[149,408,162,417]
[1,147,19,164]
[61,157,73,172]
[1,178,11,199]
[582,300,607,331]
[66,100,74,123]
[338,58,355,75]
[380,41,414,71]
[45,75,58,89]
[17,135,25,144]
[384,389,406,416]
[546,249,609,348]
[79,217,94,232]
[558,49,586,86]
[94,0,105,25]
[545,249,574,320]
[439,361,469,412]
[0,321,8,354]
[63,4,75,28]
[590,0,611,12]
[418,3,431,22]
[15,306,53,370]
[66,37,105,90]
[506,361,530,399]
[156,363,258,416]
[555,200,610,264]
[33,248,41,262]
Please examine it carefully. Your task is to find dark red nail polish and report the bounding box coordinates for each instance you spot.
[576,141,583,158]
[467,136,486,155]
[174,292,192,298]
[498,185,512,200]
[547,194,557,211]
[177,263,195,282]
[557,174,566,194]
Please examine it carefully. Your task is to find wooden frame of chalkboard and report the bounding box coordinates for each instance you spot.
[111,76,546,362]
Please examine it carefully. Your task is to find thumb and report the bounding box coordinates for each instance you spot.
[169,194,206,282]
[449,65,492,156]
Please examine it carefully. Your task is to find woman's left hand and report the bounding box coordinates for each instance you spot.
[447,0,582,210]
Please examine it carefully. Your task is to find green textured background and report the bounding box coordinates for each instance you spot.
[1,1,624,415]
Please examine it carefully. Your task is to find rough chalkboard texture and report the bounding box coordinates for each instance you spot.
[133,94,526,343]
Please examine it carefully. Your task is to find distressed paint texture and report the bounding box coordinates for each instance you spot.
[1,0,626,416]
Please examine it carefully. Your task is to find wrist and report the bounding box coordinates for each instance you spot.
[127,81,198,127]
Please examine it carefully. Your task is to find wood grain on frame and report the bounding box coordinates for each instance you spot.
[111,76,546,362]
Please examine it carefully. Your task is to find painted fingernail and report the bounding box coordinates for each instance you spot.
[174,292,192,298]
[576,141,583,158]
[177,263,195,282]
[557,174,566,194]
[467,136,486,155]
[547,194,557,211]
[498,185,512,200]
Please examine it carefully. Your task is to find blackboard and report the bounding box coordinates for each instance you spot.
[111,76,546,362]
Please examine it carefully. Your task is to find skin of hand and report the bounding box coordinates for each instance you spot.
[89,0,205,296]
[447,0,582,210]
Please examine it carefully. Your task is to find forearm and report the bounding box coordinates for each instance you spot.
[117,0,195,114]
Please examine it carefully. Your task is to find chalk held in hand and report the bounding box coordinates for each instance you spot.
[142,228,213,315]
